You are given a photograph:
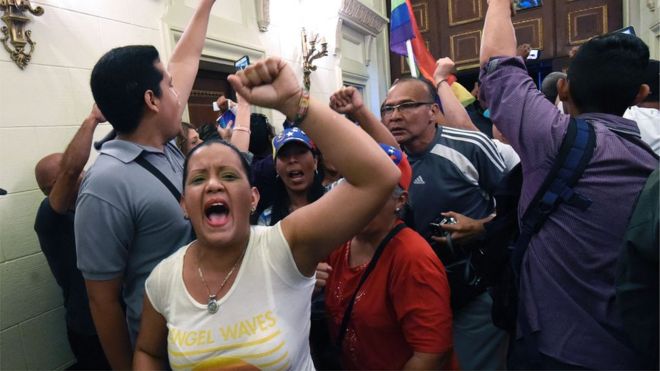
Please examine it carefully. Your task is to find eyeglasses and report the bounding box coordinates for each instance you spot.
[380,101,435,117]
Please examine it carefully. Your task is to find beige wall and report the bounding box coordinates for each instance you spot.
[0,1,165,369]
[624,0,660,59]
[0,0,389,369]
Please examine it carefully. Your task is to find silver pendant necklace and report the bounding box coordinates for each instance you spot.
[196,244,246,314]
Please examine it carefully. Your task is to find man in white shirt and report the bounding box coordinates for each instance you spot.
[624,59,659,155]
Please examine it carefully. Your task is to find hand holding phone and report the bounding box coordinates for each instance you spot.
[527,49,540,60]
[213,95,235,112]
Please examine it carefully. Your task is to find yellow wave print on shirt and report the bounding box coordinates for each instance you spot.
[170,330,281,357]
[171,333,289,370]
[192,356,258,370]
[191,351,289,371]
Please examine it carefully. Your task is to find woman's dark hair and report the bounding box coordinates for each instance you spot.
[197,122,221,142]
[182,139,253,190]
[91,45,163,134]
[249,113,275,157]
[268,149,325,225]
[175,122,194,154]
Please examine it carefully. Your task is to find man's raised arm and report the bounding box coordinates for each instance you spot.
[168,0,216,118]
[434,57,478,131]
[49,105,104,213]
[480,0,517,67]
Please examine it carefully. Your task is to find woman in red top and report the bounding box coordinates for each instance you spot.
[319,144,456,370]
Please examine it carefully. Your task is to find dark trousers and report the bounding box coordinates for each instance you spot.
[66,329,110,370]
[508,337,589,370]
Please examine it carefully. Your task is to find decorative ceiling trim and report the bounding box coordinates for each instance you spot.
[255,0,270,32]
[338,0,388,37]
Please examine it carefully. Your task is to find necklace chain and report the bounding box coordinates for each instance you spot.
[196,243,246,314]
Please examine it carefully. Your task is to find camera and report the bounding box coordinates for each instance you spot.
[429,216,457,236]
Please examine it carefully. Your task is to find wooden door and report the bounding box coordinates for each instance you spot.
[187,66,234,128]
[552,0,622,70]
[387,0,623,81]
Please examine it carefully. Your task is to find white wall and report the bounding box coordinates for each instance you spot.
[0,0,390,369]
[0,1,166,369]
[624,0,660,59]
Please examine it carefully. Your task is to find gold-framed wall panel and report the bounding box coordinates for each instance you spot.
[513,17,544,49]
[449,29,482,65]
[448,0,483,27]
[568,5,609,45]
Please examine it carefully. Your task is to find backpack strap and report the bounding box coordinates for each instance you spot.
[511,118,596,278]
[134,153,181,203]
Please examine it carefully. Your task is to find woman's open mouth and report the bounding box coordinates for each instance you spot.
[288,170,305,180]
[204,201,230,227]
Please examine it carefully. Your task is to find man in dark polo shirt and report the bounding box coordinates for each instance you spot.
[479,0,658,369]
[34,105,109,370]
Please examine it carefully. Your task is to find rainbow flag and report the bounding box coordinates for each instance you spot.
[389,0,475,106]
[389,0,414,55]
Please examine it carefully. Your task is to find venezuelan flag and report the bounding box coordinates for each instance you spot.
[389,0,475,106]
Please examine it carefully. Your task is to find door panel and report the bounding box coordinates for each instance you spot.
[387,0,623,81]
[555,0,622,57]
[187,69,233,128]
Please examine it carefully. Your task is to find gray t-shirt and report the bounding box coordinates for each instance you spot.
[75,139,193,346]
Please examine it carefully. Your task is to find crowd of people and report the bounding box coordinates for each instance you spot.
[32,0,658,369]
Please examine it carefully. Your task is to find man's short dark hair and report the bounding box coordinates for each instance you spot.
[391,76,439,104]
[568,33,649,116]
[90,45,163,134]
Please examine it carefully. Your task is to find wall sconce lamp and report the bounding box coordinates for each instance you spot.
[300,29,328,90]
[0,0,44,69]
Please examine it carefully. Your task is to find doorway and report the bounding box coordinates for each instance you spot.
[187,60,236,128]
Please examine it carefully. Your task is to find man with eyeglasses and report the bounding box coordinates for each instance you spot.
[383,58,508,370]
[330,57,508,369]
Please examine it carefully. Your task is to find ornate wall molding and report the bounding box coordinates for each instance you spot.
[336,0,388,66]
[335,18,343,56]
[338,0,388,37]
[255,0,269,32]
